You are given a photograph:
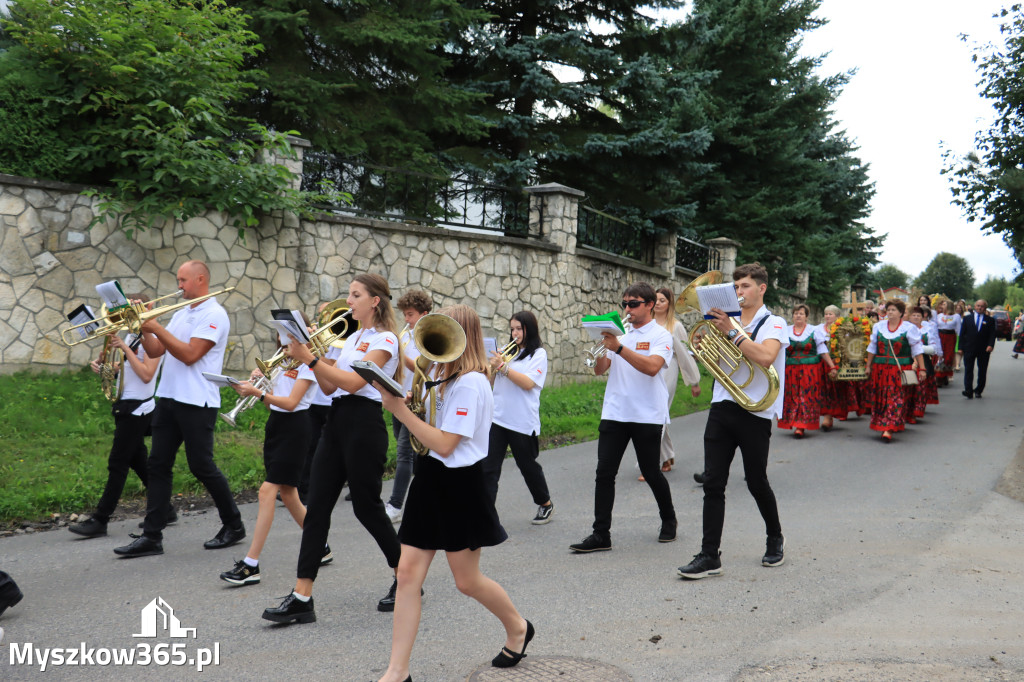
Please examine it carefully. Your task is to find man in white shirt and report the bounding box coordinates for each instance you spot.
[570,282,677,553]
[677,263,787,579]
[114,261,244,558]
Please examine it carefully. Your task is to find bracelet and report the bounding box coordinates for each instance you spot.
[308,357,319,370]
[615,344,624,355]
[736,336,746,347]
[259,391,266,402]
[502,364,511,377]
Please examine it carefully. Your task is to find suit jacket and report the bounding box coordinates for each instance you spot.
[958,311,997,355]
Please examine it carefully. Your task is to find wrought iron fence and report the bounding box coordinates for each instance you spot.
[676,235,720,273]
[577,206,654,265]
[301,152,530,237]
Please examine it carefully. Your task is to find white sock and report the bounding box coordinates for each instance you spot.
[244,557,258,567]
[291,591,310,602]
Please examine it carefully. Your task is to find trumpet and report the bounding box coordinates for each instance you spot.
[583,314,631,368]
[408,313,467,455]
[61,288,234,347]
[256,301,359,375]
[219,367,279,427]
[674,271,780,412]
[496,339,520,365]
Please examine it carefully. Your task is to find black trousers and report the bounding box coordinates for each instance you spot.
[141,399,241,541]
[962,349,991,395]
[299,403,330,501]
[593,419,675,538]
[701,401,782,555]
[297,395,400,581]
[482,423,550,506]
[94,411,152,524]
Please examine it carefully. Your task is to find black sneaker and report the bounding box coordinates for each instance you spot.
[69,517,107,538]
[113,534,163,558]
[569,533,611,553]
[377,578,424,612]
[762,534,785,567]
[531,503,554,525]
[262,593,315,624]
[658,520,677,543]
[220,559,260,586]
[321,544,333,565]
[677,551,723,579]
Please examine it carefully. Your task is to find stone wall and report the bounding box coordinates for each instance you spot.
[0,148,715,385]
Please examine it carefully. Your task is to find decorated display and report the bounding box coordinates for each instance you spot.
[828,315,872,380]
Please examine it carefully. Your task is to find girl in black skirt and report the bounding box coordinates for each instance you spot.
[219,314,324,587]
[262,273,403,624]
[375,304,534,682]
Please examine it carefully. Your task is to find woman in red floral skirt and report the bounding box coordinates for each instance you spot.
[778,305,837,438]
[864,300,926,443]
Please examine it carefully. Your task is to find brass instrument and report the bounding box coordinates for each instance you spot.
[496,339,520,365]
[256,301,359,375]
[408,313,467,455]
[61,288,234,347]
[674,271,780,412]
[219,367,280,427]
[583,313,631,368]
[97,314,125,402]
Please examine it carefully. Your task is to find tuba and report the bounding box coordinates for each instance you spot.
[408,313,467,455]
[675,271,780,412]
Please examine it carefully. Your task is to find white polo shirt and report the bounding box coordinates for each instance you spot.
[269,363,317,413]
[400,327,421,394]
[311,345,343,404]
[334,327,400,402]
[493,347,548,436]
[601,319,673,425]
[155,297,229,408]
[710,305,788,420]
[427,371,493,468]
[120,332,156,416]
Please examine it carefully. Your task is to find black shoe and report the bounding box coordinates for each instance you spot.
[113,534,163,558]
[220,559,260,586]
[763,534,785,567]
[677,551,723,579]
[491,619,535,668]
[138,507,178,528]
[69,517,107,538]
[975,392,983,399]
[962,390,974,399]
[204,524,246,550]
[344,492,352,501]
[658,520,677,543]
[0,575,24,617]
[693,472,706,485]
[569,533,611,553]
[531,503,554,525]
[262,593,316,624]
[321,544,333,565]
[376,578,424,612]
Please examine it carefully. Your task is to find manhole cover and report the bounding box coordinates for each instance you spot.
[467,656,631,681]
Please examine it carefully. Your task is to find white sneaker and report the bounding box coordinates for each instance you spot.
[385,502,403,524]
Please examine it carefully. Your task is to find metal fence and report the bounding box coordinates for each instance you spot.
[676,235,719,273]
[301,152,530,237]
[577,206,654,265]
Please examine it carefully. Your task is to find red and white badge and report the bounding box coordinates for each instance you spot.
[455,407,468,416]
[356,342,370,352]
[636,342,650,351]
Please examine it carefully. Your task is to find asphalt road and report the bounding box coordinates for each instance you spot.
[2,347,1023,681]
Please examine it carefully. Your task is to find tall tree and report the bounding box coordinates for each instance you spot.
[943,5,1024,272]
[975,275,1008,306]
[914,252,975,302]
[871,264,911,291]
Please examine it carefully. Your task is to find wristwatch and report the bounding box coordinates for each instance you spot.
[726,329,739,341]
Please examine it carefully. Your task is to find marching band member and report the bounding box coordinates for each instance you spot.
[483,310,555,524]
[114,261,243,558]
[374,304,533,681]
[70,295,163,538]
[864,299,925,443]
[570,281,677,553]
[777,304,834,438]
[219,313,329,586]
[651,287,701,474]
[262,273,403,624]
[299,302,335,506]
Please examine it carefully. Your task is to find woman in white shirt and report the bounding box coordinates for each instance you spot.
[376,304,533,682]
[934,300,961,385]
[262,274,403,624]
[778,304,836,437]
[651,287,701,474]
[484,311,554,524]
[864,299,926,443]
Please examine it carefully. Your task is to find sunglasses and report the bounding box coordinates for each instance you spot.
[621,299,646,309]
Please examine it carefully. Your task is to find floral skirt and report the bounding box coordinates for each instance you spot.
[778,363,822,430]
[936,330,956,378]
[1013,335,1024,354]
[870,364,912,432]
[820,363,862,419]
[921,373,939,406]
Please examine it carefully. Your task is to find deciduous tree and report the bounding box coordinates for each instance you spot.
[913,252,975,302]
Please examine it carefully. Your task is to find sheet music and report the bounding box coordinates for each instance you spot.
[66,304,98,339]
[695,283,742,319]
[202,372,241,387]
[483,337,498,356]
[582,320,624,341]
[95,281,129,309]
[269,309,311,345]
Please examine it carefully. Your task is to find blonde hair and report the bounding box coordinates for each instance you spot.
[824,305,841,316]
[432,304,489,399]
[352,273,402,382]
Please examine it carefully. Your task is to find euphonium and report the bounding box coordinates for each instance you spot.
[583,313,631,368]
[674,271,780,412]
[408,313,467,455]
[97,317,125,403]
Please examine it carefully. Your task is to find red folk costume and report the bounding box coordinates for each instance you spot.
[778,325,826,431]
[819,323,863,420]
[934,312,961,381]
[867,321,923,433]
[918,328,939,408]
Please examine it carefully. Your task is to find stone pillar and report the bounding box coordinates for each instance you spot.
[652,232,676,273]
[524,183,585,253]
[795,266,809,299]
[706,237,741,279]
[260,135,310,192]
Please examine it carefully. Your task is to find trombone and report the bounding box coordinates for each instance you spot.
[408,313,467,455]
[60,288,234,347]
[674,271,780,412]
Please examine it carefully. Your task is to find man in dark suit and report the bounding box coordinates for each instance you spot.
[959,299,997,399]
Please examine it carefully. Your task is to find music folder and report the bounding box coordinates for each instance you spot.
[351,360,405,397]
[269,309,311,346]
[202,372,242,387]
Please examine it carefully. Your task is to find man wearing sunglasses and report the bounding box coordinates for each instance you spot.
[570,282,677,553]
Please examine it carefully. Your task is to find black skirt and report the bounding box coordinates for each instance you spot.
[399,455,508,552]
[263,410,312,487]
